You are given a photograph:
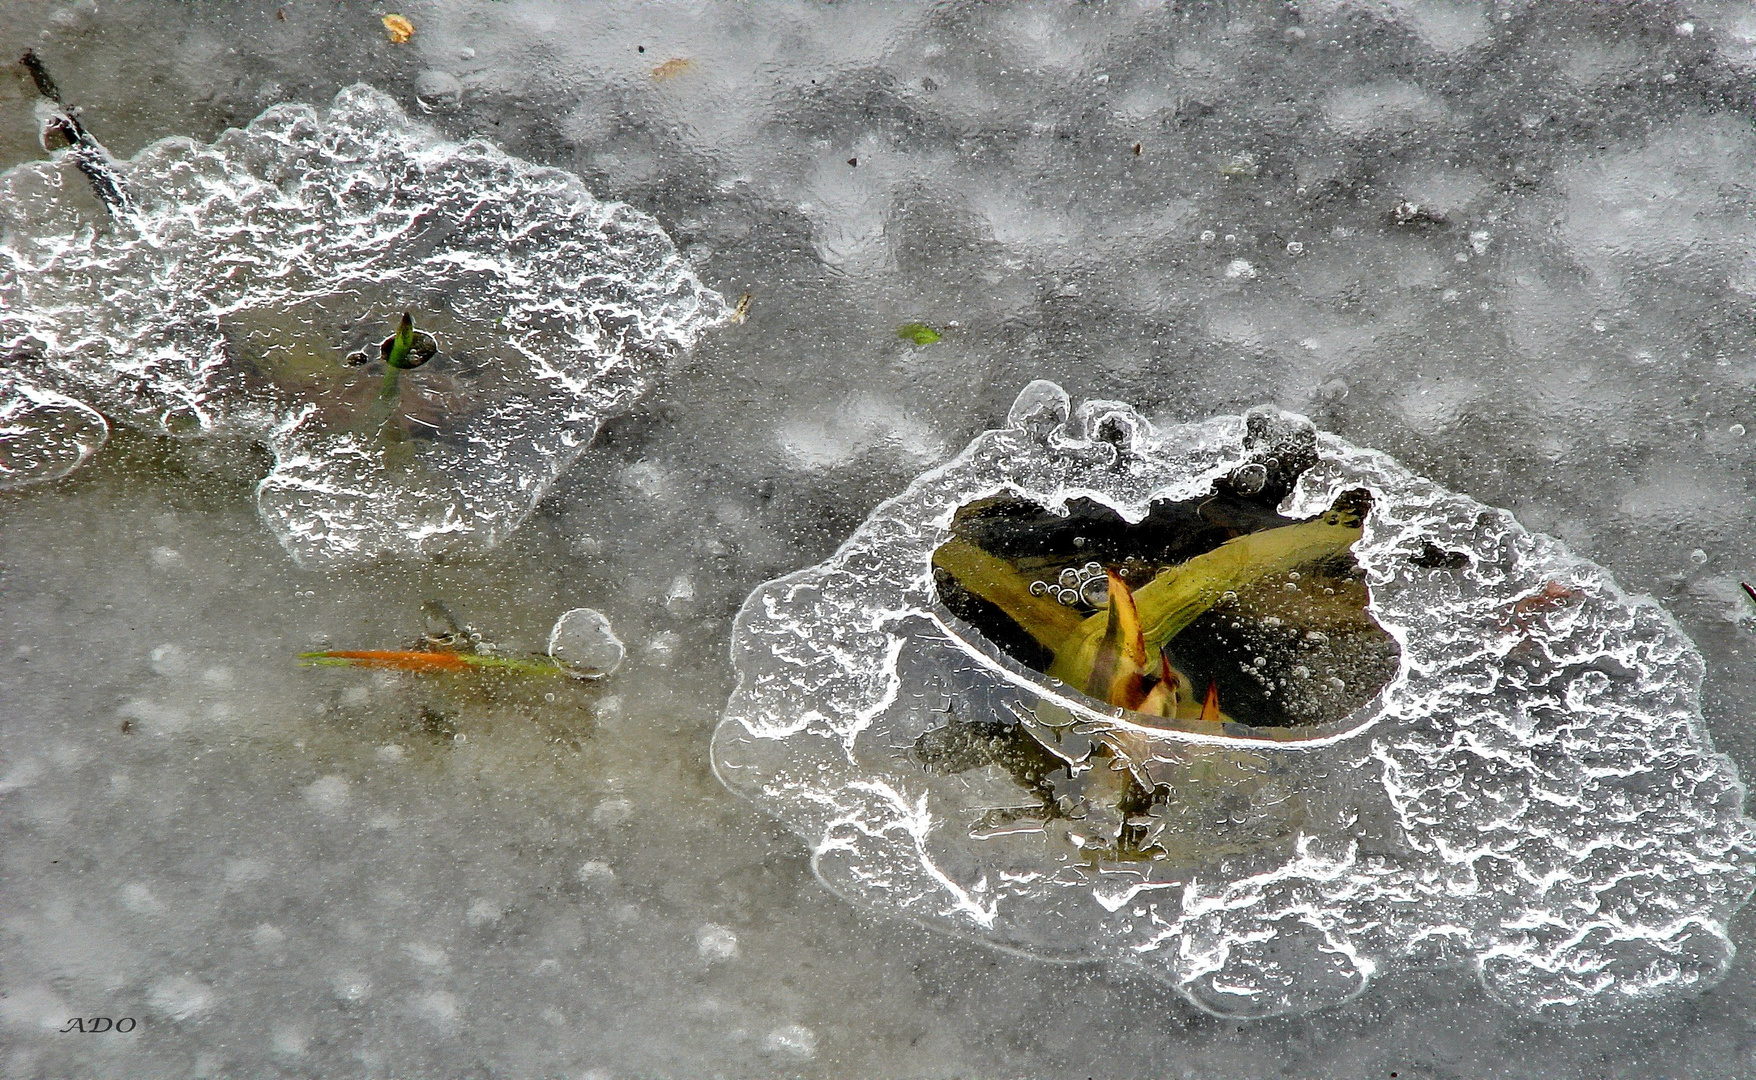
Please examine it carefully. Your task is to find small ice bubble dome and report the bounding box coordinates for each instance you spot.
[695,923,740,961]
[0,85,730,563]
[576,859,616,887]
[763,1023,818,1060]
[712,380,1756,1020]
[465,898,503,926]
[148,975,214,1021]
[547,607,625,679]
[413,69,464,112]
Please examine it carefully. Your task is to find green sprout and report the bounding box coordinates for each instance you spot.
[896,322,942,346]
[345,312,439,450]
[382,312,437,370]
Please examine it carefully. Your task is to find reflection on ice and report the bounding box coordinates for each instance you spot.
[713,380,1756,1019]
[0,85,728,562]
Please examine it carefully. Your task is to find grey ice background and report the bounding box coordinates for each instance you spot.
[5,1,1756,1077]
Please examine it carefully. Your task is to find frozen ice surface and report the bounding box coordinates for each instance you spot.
[714,383,1756,1019]
[9,1,1756,1077]
[0,371,107,489]
[0,85,729,563]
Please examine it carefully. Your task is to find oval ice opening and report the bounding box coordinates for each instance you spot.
[931,483,1400,739]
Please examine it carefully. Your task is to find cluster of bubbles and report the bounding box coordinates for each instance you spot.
[1028,562,1110,608]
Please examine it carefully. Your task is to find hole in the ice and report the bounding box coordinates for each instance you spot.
[931,484,1400,738]
[219,304,499,464]
[1410,541,1471,570]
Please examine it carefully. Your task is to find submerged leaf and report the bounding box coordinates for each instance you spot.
[931,537,1083,650]
[299,649,565,676]
[1198,679,1221,723]
[1137,652,1180,718]
[936,504,1363,726]
[1083,570,1149,709]
[896,322,942,345]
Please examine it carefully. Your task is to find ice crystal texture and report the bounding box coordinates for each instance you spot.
[0,371,107,490]
[0,85,728,563]
[713,381,1756,1019]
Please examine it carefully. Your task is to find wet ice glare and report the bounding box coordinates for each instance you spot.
[1,85,728,563]
[9,1,1756,1077]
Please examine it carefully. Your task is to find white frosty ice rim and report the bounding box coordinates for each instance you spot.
[713,379,1756,1021]
[0,373,110,490]
[0,84,730,563]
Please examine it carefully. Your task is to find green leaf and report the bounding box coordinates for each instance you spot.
[1046,513,1363,689]
[932,538,1084,649]
[896,322,942,346]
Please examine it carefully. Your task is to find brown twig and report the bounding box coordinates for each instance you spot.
[18,49,133,215]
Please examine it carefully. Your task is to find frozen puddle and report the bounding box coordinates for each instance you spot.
[713,381,1756,1019]
[0,85,728,562]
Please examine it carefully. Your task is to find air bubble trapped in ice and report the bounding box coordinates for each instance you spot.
[712,380,1756,1020]
[0,84,729,563]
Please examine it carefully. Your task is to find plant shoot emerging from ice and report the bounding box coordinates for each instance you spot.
[714,383,1755,1020]
[0,84,730,563]
[924,483,1397,863]
[379,313,438,372]
[933,488,1390,729]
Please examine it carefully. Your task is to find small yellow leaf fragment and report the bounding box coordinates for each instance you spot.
[732,293,753,324]
[651,57,693,80]
[382,14,414,43]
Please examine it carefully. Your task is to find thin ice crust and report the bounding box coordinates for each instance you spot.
[0,85,728,563]
[711,380,1756,1020]
[0,371,108,489]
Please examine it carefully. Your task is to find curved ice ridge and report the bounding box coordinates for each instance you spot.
[0,85,728,562]
[712,380,1756,1020]
[0,371,108,490]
